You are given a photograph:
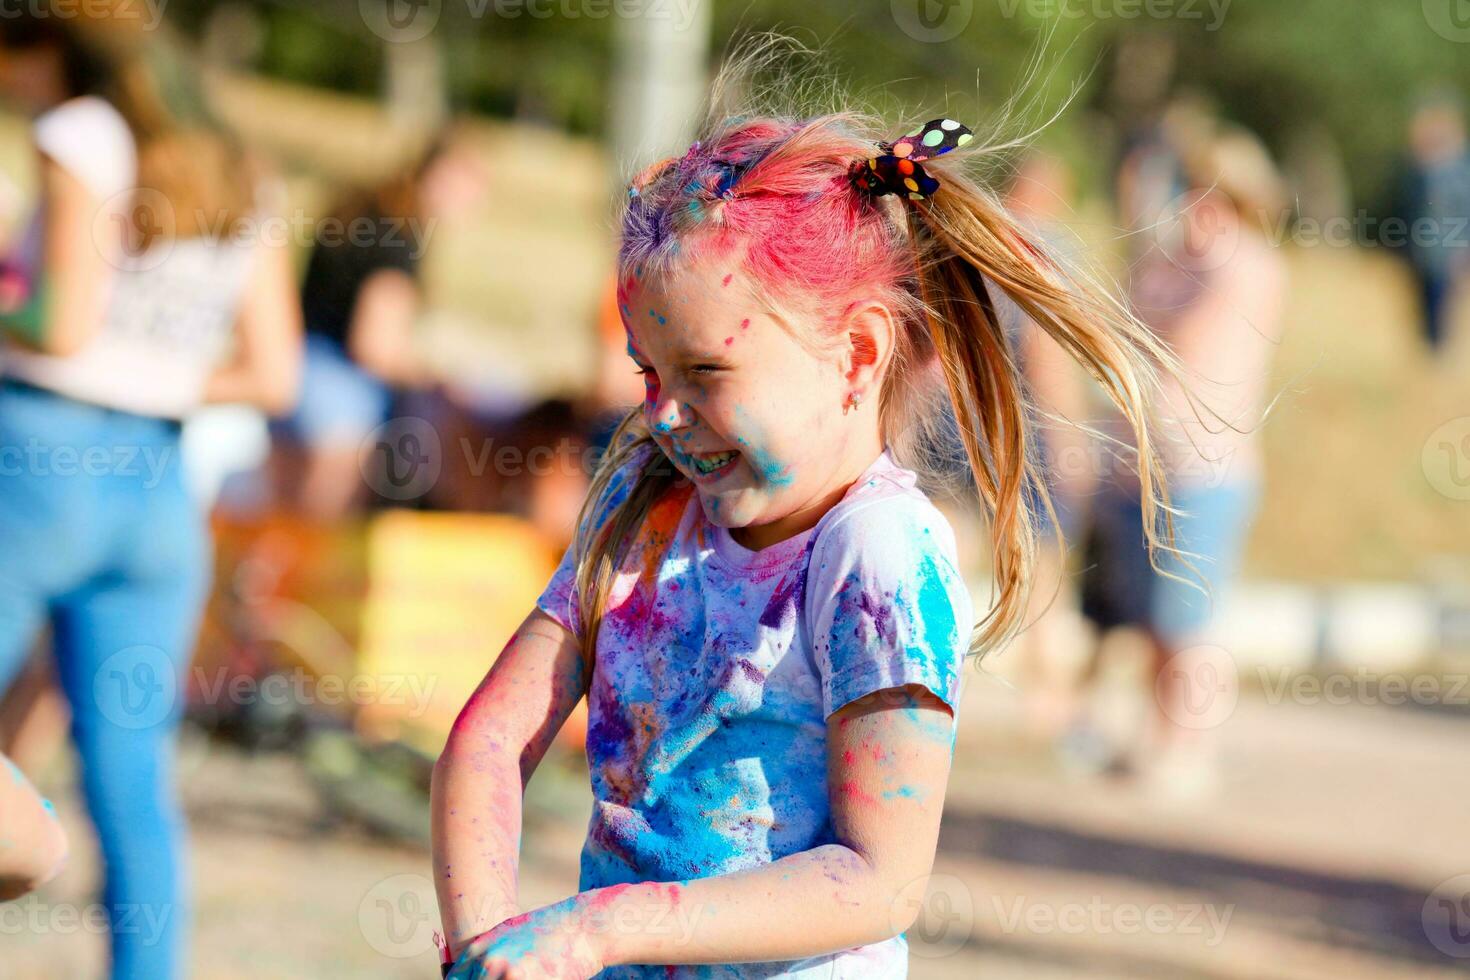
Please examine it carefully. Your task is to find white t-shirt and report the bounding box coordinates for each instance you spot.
[1,96,258,419]
[536,443,975,979]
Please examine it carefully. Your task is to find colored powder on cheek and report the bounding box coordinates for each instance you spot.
[740,318,750,330]
[722,274,733,287]
[724,337,733,345]
[732,408,795,488]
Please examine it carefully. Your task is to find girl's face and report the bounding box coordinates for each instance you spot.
[622,258,889,551]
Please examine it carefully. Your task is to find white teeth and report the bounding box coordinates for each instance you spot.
[692,451,737,474]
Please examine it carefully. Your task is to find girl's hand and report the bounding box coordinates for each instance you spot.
[446,898,605,980]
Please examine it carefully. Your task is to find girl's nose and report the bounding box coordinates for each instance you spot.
[647,391,690,435]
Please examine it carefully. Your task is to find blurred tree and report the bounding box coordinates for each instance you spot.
[166,0,1470,212]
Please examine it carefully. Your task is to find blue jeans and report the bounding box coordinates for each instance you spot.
[0,379,207,979]
[1080,479,1260,643]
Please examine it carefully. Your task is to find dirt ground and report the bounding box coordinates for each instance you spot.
[5,661,1469,980]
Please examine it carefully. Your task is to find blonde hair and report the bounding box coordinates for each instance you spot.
[565,65,1186,673]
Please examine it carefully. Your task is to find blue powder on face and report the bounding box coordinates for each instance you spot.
[731,408,794,488]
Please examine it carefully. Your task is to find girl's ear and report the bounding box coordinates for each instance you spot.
[840,300,896,389]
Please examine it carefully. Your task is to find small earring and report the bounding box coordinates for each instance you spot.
[847,391,863,413]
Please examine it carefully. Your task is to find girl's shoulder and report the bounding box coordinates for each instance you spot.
[808,451,963,572]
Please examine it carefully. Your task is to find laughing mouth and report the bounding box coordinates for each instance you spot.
[690,450,739,475]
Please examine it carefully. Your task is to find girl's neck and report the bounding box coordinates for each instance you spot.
[727,442,886,552]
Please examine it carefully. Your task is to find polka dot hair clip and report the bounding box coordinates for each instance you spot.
[850,118,974,201]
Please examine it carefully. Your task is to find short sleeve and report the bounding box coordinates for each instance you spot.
[34,97,136,199]
[805,497,974,720]
[534,441,656,643]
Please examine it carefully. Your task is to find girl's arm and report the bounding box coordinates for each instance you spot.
[432,609,590,960]
[452,683,955,976]
[201,234,303,415]
[0,755,68,901]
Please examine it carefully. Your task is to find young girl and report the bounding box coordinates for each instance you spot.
[433,100,1179,978]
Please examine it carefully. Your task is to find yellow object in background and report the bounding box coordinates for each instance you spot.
[355,510,586,756]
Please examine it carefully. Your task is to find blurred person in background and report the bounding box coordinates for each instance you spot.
[0,750,68,900]
[997,152,1098,739]
[0,9,301,978]
[1072,121,1290,797]
[270,133,487,520]
[1391,88,1470,355]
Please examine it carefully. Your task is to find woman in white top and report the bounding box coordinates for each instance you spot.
[0,11,301,978]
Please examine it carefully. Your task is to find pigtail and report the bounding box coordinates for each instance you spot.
[903,174,1184,655]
